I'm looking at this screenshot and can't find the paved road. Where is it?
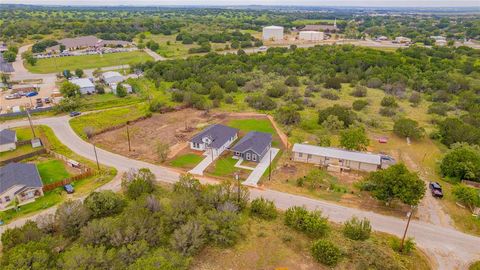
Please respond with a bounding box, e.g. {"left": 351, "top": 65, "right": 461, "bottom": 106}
{"left": 1, "top": 117, "right": 479, "bottom": 269}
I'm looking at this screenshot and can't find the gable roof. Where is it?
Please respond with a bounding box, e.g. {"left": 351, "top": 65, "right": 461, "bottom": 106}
{"left": 0, "top": 163, "right": 43, "bottom": 194}
{"left": 70, "top": 78, "right": 94, "bottom": 88}
{"left": 292, "top": 143, "right": 381, "bottom": 165}
{"left": 232, "top": 131, "right": 272, "bottom": 156}
{"left": 58, "top": 35, "right": 101, "bottom": 49}
{"left": 0, "top": 129, "right": 16, "bottom": 145}
{"left": 190, "top": 124, "right": 238, "bottom": 149}
{"left": 301, "top": 24, "right": 337, "bottom": 31}
{"left": 102, "top": 71, "right": 124, "bottom": 84}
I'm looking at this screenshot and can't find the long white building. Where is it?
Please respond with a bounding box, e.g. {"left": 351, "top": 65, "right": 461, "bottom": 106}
{"left": 299, "top": 31, "right": 324, "bottom": 41}
{"left": 262, "top": 26, "right": 284, "bottom": 41}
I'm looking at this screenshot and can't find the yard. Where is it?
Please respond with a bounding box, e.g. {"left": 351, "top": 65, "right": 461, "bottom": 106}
{"left": 25, "top": 51, "right": 153, "bottom": 73}
{"left": 37, "top": 159, "right": 71, "bottom": 184}
{"left": 80, "top": 93, "right": 144, "bottom": 111}
{"left": 169, "top": 153, "right": 204, "bottom": 169}
{"left": 0, "top": 126, "right": 43, "bottom": 162}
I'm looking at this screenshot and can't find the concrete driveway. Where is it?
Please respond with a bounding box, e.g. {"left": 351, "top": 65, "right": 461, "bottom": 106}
{"left": 241, "top": 148, "right": 279, "bottom": 187}
{"left": 189, "top": 149, "right": 218, "bottom": 176}
{"left": 1, "top": 117, "right": 479, "bottom": 269}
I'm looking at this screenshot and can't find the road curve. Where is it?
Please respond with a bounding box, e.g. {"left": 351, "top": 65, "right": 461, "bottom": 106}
{"left": 1, "top": 117, "right": 479, "bottom": 269}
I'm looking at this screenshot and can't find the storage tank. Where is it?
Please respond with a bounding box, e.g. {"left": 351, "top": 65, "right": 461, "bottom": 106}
{"left": 299, "top": 31, "right": 324, "bottom": 41}
{"left": 262, "top": 26, "right": 284, "bottom": 41}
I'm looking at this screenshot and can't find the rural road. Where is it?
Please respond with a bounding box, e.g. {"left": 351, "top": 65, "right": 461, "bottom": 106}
{"left": 1, "top": 116, "right": 479, "bottom": 269}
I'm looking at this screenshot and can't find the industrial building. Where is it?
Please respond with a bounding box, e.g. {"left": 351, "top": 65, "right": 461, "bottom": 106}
{"left": 69, "top": 78, "right": 95, "bottom": 95}
{"left": 262, "top": 26, "right": 284, "bottom": 41}
{"left": 299, "top": 31, "right": 324, "bottom": 41}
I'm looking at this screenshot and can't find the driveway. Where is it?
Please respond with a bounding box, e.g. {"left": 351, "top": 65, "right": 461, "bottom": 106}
{"left": 1, "top": 117, "right": 479, "bottom": 269}
{"left": 242, "top": 148, "right": 279, "bottom": 187}
{"left": 189, "top": 149, "right": 218, "bottom": 176}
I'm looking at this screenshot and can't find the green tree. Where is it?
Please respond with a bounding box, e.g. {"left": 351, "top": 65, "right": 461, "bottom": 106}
{"left": 340, "top": 126, "right": 369, "bottom": 151}
{"left": 361, "top": 164, "right": 426, "bottom": 206}
{"left": 55, "top": 200, "right": 91, "bottom": 237}
{"left": 84, "top": 191, "right": 125, "bottom": 218}
{"left": 318, "top": 105, "right": 357, "bottom": 127}
{"left": 3, "top": 51, "right": 16, "bottom": 62}
{"left": 393, "top": 118, "right": 425, "bottom": 140}
{"left": 440, "top": 143, "right": 480, "bottom": 181}
{"left": 127, "top": 248, "right": 188, "bottom": 270}
{"left": 324, "top": 77, "right": 342, "bottom": 89}
{"left": 275, "top": 105, "right": 301, "bottom": 125}
{"left": 170, "top": 220, "right": 206, "bottom": 256}
{"left": 285, "top": 75, "right": 300, "bottom": 87}
{"left": 343, "top": 217, "right": 371, "bottom": 240}
{"left": 250, "top": 197, "right": 277, "bottom": 220}
{"left": 60, "top": 81, "right": 80, "bottom": 97}
{"left": 452, "top": 185, "right": 480, "bottom": 211}
{"left": 381, "top": 96, "right": 398, "bottom": 107}
{"left": 75, "top": 68, "right": 84, "bottom": 78}
{"left": 121, "top": 168, "right": 156, "bottom": 199}
{"left": 116, "top": 84, "right": 127, "bottom": 97}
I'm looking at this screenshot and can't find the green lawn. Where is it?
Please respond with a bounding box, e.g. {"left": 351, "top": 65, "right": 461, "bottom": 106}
{"left": 80, "top": 93, "right": 143, "bottom": 111}
{"left": 209, "top": 156, "right": 239, "bottom": 177}
{"left": 169, "top": 153, "right": 204, "bottom": 169}
{"left": 37, "top": 159, "right": 71, "bottom": 184}
{"left": 0, "top": 144, "right": 36, "bottom": 162}
{"left": 26, "top": 51, "right": 153, "bottom": 73}
{"left": 227, "top": 118, "right": 276, "bottom": 134}
{"left": 70, "top": 104, "right": 148, "bottom": 139}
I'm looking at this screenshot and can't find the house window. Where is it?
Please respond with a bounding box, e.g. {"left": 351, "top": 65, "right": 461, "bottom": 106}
{"left": 307, "top": 154, "right": 312, "bottom": 159}
{"left": 235, "top": 152, "right": 240, "bottom": 156}
{"left": 246, "top": 152, "right": 251, "bottom": 160}
{"left": 5, "top": 196, "right": 10, "bottom": 202}
{"left": 252, "top": 154, "right": 257, "bottom": 161}
{"left": 298, "top": 153, "right": 303, "bottom": 158}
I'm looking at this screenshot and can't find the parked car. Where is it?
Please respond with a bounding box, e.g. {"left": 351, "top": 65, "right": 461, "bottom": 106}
{"left": 64, "top": 184, "right": 74, "bottom": 194}
{"left": 5, "top": 93, "right": 21, "bottom": 99}
{"left": 44, "top": 97, "right": 51, "bottom": 104}
{"left": 258, "top": 46, "right": 268, "bottom": 52}
{"left": 429, "top": 182, "right": 443, "bottom": 198}
{"left": 69, "top": 111, "right": 81, "bottom": 117}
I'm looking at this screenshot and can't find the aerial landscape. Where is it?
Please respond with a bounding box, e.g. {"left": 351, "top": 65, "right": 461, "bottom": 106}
{"left": 0, "top": 1, "right": 479, "bottom": 269}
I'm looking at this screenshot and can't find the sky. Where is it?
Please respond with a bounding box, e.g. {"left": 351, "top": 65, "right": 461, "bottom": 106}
{"left": 2, "top": 0, "right": 479, "bottom": 7}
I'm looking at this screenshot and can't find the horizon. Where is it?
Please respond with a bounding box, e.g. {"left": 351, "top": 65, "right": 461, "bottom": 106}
{"left": 2, "top": 1, "right": 479, "bottom": 8}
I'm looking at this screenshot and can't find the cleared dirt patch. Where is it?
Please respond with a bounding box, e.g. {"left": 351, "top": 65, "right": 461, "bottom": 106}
{"left": 91, "top": 109, "right": 275, "bottom": 164}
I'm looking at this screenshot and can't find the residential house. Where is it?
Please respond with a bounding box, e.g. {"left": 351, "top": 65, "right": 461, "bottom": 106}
{"left": 394, "top": 36, "right": 412, "bottom": 44}
{"left": 0, "top": 129, "right": 17, "bottom": 152}
{"left": 190, "top": 124, "right": 239, "bottom": 156}
{"left": 292, "top": 143, "right": 383, "bottom": 172}
{"left": 46, "top": 35, "right": 133, "bottom": 53}
{"left": 69, "top": 78, "right": 95, "bottom": 95}
{"left": 0, "top": 163, "right": 44, "bottom": 209}
{"left": 231, "top": 131, "right": 272, "bottom": 163}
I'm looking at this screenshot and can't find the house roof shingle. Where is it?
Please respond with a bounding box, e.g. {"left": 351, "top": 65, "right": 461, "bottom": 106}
{"left": 231, "top": 131, "right": 272, "bottom": 156}
{"left": 0, "top": 129, "right": 16, "bottom": 145}
{"left": 190, "top": 124, "right": 238, "bottom": 149}
{"left": 0, "top": 163, "right": 43, "bottom": 194}
{"left": 292, "top": 143, "right": 382, "bottom": 165}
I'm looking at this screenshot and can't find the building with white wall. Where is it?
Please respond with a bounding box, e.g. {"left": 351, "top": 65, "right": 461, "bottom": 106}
{"left": 69, "top": 78, "right": 95, "bottom": 95}
{"left": 299, "top": 31, "right": 324, "bottom": 41}
{"left": 262, "top": 26, "right": 284, "bottom": 41}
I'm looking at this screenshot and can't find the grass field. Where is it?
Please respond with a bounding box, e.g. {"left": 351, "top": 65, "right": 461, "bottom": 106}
{"left": 80, "top": 93, "right": 144, "bottom": 111}
{"left": 37, "top": 159, "right": 70, "bottom": 184}
{"left": 26, "top": 51, "right": 153, "bottom": 73}
{"left": 70, "top": 104, "right": 148, "bottom": 139}
{"left": 227, "top": 118, "right": 276, "bottom": 134}
{"left": 169, "top": 153, "right": 203, "bottom": 169}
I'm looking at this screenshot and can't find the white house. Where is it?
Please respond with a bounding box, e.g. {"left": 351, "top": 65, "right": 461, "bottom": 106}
{"left": 299, "top": 31, "right": 324, "bottom": 41}
{"left": 189, "top": 124, "right": 238, "bottom": 156}
{"left": 0, "top": 129, "right": 17, "bottom": 152}
{"left": 292, "top": 143, "right": 383, "bottom": 172}
{"left": 102, "top": 71, "right": 124, "bottom": 85}
{"left": 262, "top": 26, "right": 284, "bottom": 41}
{"left": 394, "top": 36, "right": 412, "bottom": 44}
{"left": 0, "top": 163, "right": 44, "bottom": 210}
{"left": 69, "top": 78, "right": 95, "bottom": 94}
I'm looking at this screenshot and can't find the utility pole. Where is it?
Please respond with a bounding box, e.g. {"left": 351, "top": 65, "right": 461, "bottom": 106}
{"left": 126, "top": 121, "right": 131, "bottom": 152}
{"left": 26, "top": 109, "right": 36, "bottom": 138}
{"left": 400, "top": 205, "right": 416, "bottom": 252}
{"left": 93, "top": 143, "right": 100, "bottom": 170}
{"left": 235, "top": 171, "right": 240, "bottom": 204}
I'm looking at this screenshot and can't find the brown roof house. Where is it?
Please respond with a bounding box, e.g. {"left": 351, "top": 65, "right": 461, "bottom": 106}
{"left": 0, "top": 163, "right": 44, "bottom": 210}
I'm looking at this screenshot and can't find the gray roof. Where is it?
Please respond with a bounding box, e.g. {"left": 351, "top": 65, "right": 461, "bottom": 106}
{"left": 300, "top": 24, "right": 338, "bottom": 31}
{"left": 0, "top": 129, "right": 16, "bottom": 145}
{"left": 190, "top": 124, "right": 238, "bottom": 149}
{"left": 0, "top": 163, "right": 43, "bottom": 194}
{"left": 0, "top": 53, "right": 14, "bottom": 73}
{"left": 232, "top": 131, "right": 272, "bottom": 156}
{"left": 292, "top": 143, "right": 382, "bottom": 165}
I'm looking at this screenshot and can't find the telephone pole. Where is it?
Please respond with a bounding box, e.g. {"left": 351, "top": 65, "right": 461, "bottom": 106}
{"left": 268, "top": 148, "right": 272, "bottom": 181}
{"left": 400, "top": 205, "right": 416, "bottom": 252}
{"left": 126, "top": 121, "right": 131, "bottom": 152}
{"left": 26, "top": 109, "right": 36, "bottom": 138}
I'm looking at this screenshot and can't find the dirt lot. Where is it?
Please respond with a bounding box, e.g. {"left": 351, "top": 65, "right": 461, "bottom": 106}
{"left": 91, "top": 109, "right": 274, "bottom": 164}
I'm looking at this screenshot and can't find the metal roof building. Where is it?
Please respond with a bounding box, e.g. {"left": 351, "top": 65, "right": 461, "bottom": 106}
{"left": 69, "top": 78, "right": 95, "bottom": 95}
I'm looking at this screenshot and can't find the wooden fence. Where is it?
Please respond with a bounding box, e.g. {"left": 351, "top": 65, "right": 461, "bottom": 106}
{"left": 42, "top": 169, "right": 95, "bottom": 192}
{"left": 462, "top": 180, "right": 480, "bottom": 189}
{"left": 0, "top": 148, "right": 47, "bottom": 166}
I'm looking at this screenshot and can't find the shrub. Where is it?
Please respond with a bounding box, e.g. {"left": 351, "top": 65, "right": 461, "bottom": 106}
{"left": 318, "top": 105, "right": 357, "bottom": 127}
{"left": 379, "top": 107, "right": 396, "bottom": 117}
{"left": 324, "top": 77, "right": 342, "bottom": 89}
{"left": 245, "top": 95, "right": 277, "bottom": 110}
{"left": 390, "top": 237, "right": 416, "bottom": 254}
{"left": 285, "top": 75, "right": 300, "bottom": 87}
{"left": 321, "top": 90, "right": 340, "bottom": 100}
{"left": 148, "top": 98, "right": 167, "bottom": 112}
{"left": 343, "top": 217, "right": 371, "bottom": 240}
{"left": 95, "top": 84, "right": 105, "bottom": 94}
{"left": 121, "top": 168, "right": 156, "bottom": 199}
{"left": 285, "top": 206, "right": 329, "bottom": 237}
{"left": 266, "top": 82, "right": 288, "bottom": 98}
{"left": 116, "top": 84, "right": 127, "bottom": 97}
{"left": 351, "top": 85, "right": 367, "bottom": 97}
{"left": 250, "top": 197, "right": 277, "bottom": 220}
{"left": 55, "top": 200, "right": 91, "bottom": 237}
{"left": 409, "top": 91, "right": 422, "bottom": 106}
{"left": 311, "top": 239, "right": 342, "bottom": 267}
{"left": 381, "top": 96, "right": 398, "bottom": 107}
{"left": 367, "top": 77, "right": 383, "bottom": 88}
{"left": 275, "top": 105, "right": 301, "bottom": 125}
{"left": 452, "top": 185, "right": 480, "bottom": 211}
{"left": 352, "top": 99, "right": 369, "bottom": 111}
{"left": 440, "top": 143, "right": 480, "bottom": 181}
{"left": 428, "top": 103, "right": 453, "bottom": 116}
